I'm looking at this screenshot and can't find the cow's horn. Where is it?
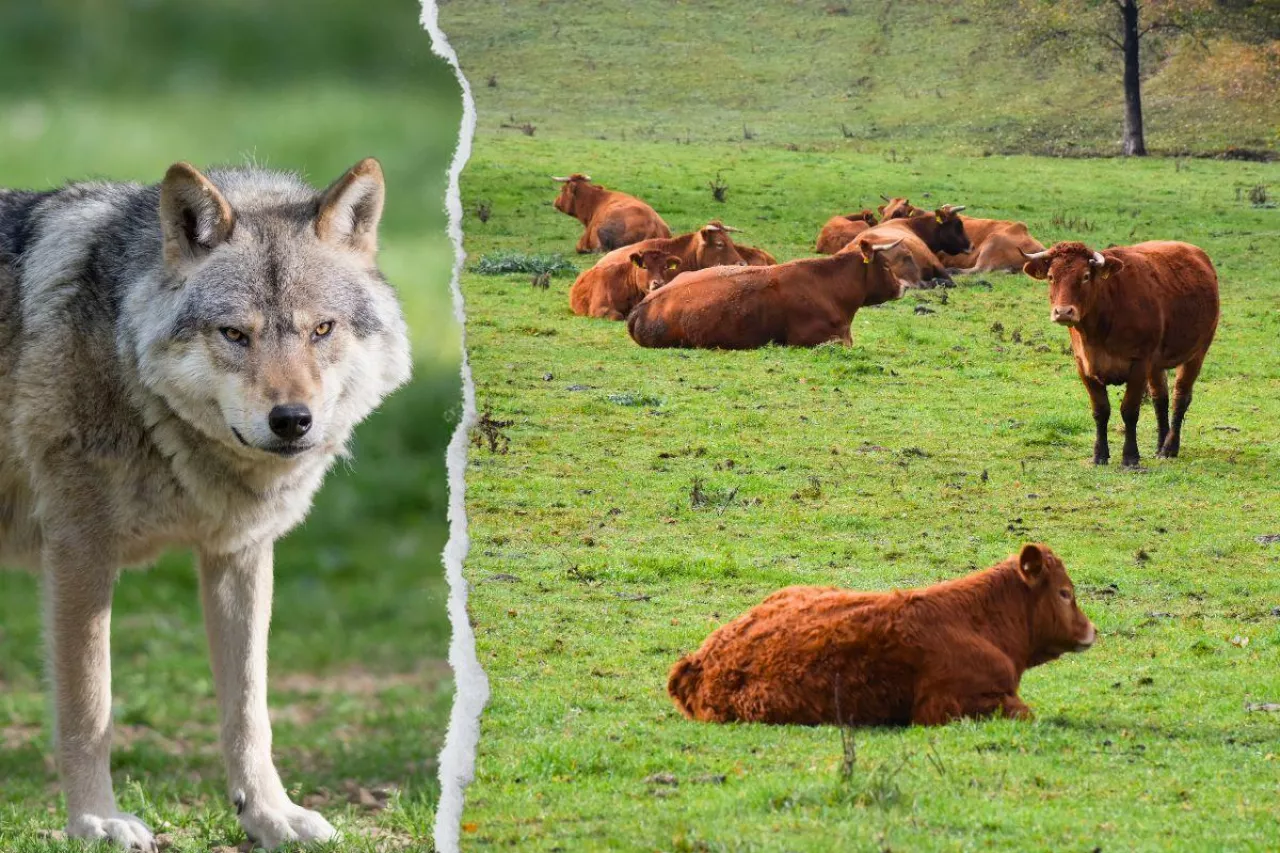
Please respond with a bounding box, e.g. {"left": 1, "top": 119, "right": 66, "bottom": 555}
{"left": 1090, "top": 250, "right": 1106, "bottom": 266}
{"left": 869, "top": 238, "right": 904, "bottom": 252}
{"left": 720, "top": 224, "right": 742, "bottom": 232}
{"left": 1020, "top": 248, "right": 1051, "bottom": 260}
{"left": 880, "top": 194, "right": 892, "bottom": 202}
{"left": 948, "top": 205, "right": 966, "bottom": 213}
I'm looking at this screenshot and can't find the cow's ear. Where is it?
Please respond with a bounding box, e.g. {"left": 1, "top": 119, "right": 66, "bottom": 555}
{"left": 1022, "top": 257, "right": 1051, "bottom": 280}
{"left": 160, "top": 162, "right": 235, "bottom": 269}
{"left": 630, "top": 252, "right": 644, "bottom": 268}
{"left": 1097, "top": 256, "right": 1125, "bottom": 280}
{"left": 666, "top": 257, "right": 680, "bottom": 271}
{"left": 1019, "top": 544, "right": 1046, "bottom": 583}
{"left": 857, "top": 241, "right": 875, "bottom": 264}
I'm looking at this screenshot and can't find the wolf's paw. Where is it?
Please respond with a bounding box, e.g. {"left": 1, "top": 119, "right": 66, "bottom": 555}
{"left": 240, "top": 801, "right": 338, "bottom": 849}
{"left": 67, "top": 812, "right": 157, "bottom": 851}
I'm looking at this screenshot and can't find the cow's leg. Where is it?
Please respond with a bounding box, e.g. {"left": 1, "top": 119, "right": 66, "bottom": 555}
{"left": 1119, "top": 361, "right": 1147, "bottom": 468}
{"left": 1078, "top": 362, "right": 1111, "bottom": 465}
{"left": 1000, "top": 694, "right": 1034, "bottom": 721}
{"left": 199, "top": 544, "right": 337, "bottom": 849}
{"left": 1148, "top": 367, "right": 1170, "bottom": 453}
{"left": 1161, "top": 353, "right": 1206, "bottom": 458}
{"left": 46, "top": 534, "right": 157, "bottom": 851}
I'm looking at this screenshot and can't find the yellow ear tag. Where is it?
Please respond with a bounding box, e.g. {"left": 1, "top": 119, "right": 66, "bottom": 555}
{"left": 863, "top": 255, "right": 871, "bottom": 264}
{"left": 1101, "top": 270, "right": 1110, "bottom": 279}
{"left": 935, "top": 215, "right": 943, "bottom": 224}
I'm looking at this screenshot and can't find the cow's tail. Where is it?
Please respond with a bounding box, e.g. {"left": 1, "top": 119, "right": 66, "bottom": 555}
{"left": 667, "top": 655, "right": 703, "bottom": 718}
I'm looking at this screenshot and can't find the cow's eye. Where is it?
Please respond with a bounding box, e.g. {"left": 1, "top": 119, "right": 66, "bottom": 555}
{"left": 220, "top": 327, "right": 249, "bottom": 346}
{"left": 1059, "top": 589, "right": 1073, "bottom": 600}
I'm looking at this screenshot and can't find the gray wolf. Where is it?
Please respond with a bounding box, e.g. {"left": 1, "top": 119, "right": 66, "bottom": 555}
{"left": 0, "top": 158, "right": 411, "bottom": 849}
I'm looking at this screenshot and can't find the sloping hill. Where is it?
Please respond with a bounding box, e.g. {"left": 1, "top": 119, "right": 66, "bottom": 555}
{"left": 440, "top": 0, "right": 1278, "bottom": 155}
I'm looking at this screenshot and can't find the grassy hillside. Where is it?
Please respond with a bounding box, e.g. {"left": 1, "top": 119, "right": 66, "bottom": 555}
{"left": 440, "top": 0, "right": 1278, "bottom": 156}
{"left": 0, "top": 2, "right": 461, "bottom": 851}
{"left": 453, "top": 133, "right": 1280, "bottom": 850}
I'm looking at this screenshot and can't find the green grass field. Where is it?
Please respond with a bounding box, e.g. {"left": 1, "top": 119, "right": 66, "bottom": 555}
{"left": 0, "top": 3, "right": 461, "bottom": 851}
{"left": 452, "top": 133, "right": 1280, "bottom": 850}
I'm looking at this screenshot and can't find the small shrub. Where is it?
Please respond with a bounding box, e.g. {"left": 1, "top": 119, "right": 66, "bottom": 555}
{"left": 472, "top": 251, "right": 576, "bottom": 277}
{"left": 708, "top": 172, "right": 729, "bottom": 203}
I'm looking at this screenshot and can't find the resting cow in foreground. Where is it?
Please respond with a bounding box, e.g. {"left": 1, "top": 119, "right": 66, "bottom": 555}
{"left": 815, "top": 209, "right": 879, "bottom": 254}
{"left": 1023, "top": 241, "right": 1219, "bottom": 467}
{"left": 668, "top": 544, "right": 1095, "bottom": 726}
{"left": 597, "top": 221, "right": 746, "bottom": 270}
{"left": 569, "top": 249, "right": 682, "bottom": 320}
{"left": 842, "top": 206, "right": 970, "bottom": 285}
{"left": 627, "top": 238, "right": 915, "bottom": 349}
{"left": 552, "top": 173, "right": 671, "bottom": 253}
{"left": 878, "top": 195, "right": 926, "bottom": 220}
{"left": 939, "top": 216, "right": 1046, "bottom": 274}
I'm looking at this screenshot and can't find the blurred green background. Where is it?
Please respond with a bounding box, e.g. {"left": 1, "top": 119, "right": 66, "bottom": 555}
{"left": 0, "top": 2, "right": 461, "bottom": 850}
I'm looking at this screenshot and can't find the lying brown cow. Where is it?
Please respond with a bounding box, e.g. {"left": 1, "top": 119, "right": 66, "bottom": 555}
{"left": 842, "top": 206, "right": 970, "bottom": 285}
{"left": 668, "top": 543, "right": 1095, "bottom": 726}
{"left": 815, "top": 210, "right": 879, "bottom": 254}
{"left": 877, "top": 195, "right": 927, "bottom": 220}
{"left": 1023, "top": 241, "right": 1219, "bottom": 467}
{"left": 569, "top": 249, "right": 682, "bottom": 320}
{"left": 940, "top": 216, "right": 1046, "bottom": 274}
{"left": 627, "top": 238, "right": 915, "bottom": 349}
{"left": 736, "top": 244, "right": 778, "bottom": 266}
{"left": 553, "top": 173, "right": 671, "bottom": 253}
{"left": 597, "top": 221, "right": 746, "bottom": 270}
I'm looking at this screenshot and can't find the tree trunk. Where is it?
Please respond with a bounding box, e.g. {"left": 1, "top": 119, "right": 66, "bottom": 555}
{"left": 1120, "top": 0, "right": 1147, "bottom": 156}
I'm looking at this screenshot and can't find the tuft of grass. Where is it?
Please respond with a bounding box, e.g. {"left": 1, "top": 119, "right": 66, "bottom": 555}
{"left": 472, "top": 250, "right": 577, "bottom": 277}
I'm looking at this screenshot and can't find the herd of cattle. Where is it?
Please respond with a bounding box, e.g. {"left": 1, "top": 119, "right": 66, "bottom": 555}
{"left": 546, "top": 171, "right": 1222, "bottom": 726}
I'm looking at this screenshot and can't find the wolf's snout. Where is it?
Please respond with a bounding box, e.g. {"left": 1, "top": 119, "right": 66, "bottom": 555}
{"left": 268, "top": 404, "right": 313, "bottom": 439}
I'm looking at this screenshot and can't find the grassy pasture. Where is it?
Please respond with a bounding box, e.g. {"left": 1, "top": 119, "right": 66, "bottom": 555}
{"left": 455, "top": 130, "right": 1280, "bottom": 850}
{"left": 0, "top": 2, "right": 460, "bottom": 850}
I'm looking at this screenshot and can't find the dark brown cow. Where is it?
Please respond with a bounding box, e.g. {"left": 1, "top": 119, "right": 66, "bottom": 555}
{"left": 815, "top": 210, "right": 879, "bottom": 254}
{"left": 597, "top": 221, "right": 746, "bottom": 270}
{"left": 1023, "top": 241, "right": 1219, "bottom": 467}
{"left": 552, "top": 173, "right": 671, "bottom": 253}
{"left": 940, "top": 216, "right": 1046, "bottom": 274}
{"left": 877, "top": 195, "right": 927, "bottom": 220}
{"left": 668, "top": 544, "right": 1095, "bottom": 726}
{"left": 569, "top": 249, "right": 682, "bottom": 320}
{"left": 841, "top": 206, "right": 970, "bottom": 285}
{"left": 627, "top": 238, "right": 915, "bottom": 349}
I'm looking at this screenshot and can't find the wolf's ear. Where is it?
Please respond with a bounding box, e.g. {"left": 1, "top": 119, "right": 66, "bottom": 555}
{"left": 159, "top": 162, "right": 235, "bottom": 268}
{"left": 316, "top": 158, "right": 385, "bottom": 256}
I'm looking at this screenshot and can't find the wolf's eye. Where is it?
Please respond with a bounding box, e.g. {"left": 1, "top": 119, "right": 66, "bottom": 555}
{"left": 220, "top": 327, "right": 248, "bottom": 346}
{"left": 313, "top": 321, "right": 335, "bottom": 340}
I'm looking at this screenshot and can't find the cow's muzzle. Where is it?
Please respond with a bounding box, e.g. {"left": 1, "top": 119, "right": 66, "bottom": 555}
{"left": 1051, "top": 305, "right": 1080, "bottom": 326}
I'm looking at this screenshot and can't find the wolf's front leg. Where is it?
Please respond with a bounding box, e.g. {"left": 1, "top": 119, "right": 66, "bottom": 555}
{"left": 45, "top": 539, "right": 157, "bottom": 851}
{"left": 199, "top": 543, "right": 338, "bottom": 849}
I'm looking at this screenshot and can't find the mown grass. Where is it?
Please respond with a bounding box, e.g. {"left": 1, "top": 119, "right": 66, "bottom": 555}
{"left": 454, "top": 129, "right": 1280, "bottom": 850}
{"left": 0, "top": 2, "right": 460, "bottom": 850}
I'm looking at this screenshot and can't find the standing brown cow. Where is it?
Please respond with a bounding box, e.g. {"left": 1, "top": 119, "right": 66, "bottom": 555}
{"left": 815, "top": 210, "right": 879, "bottom": 254}
{"left": 569, "top": 249, "right": 682, "bottom": 320}
{"left": 842, "top": 206, "right": 971, "bottom": 285}
{"left": 668, "top": 544, "right": 1095, "bottom": 726}
{"left": 596, "top": 221, "right": 746, "bottom": 270}
{"left": 940, "top": 216, "right": 1046, "bottom": 274}
{"left": 1022, "top": 241, "right": 1220, "bottom": 467}
{"left": 552, "top": 174, "right": 671, "bottom": 253}
{"left": 627, "top": 238, "right": 914, "bottom": 349}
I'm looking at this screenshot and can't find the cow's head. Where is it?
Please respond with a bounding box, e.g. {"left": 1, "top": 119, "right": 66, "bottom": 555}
{"left": 1021, "top": 242, "right": 1123, "bottom": 328}
{"left": 629, "top": 249, "right": 683, "bottom": 292}
{"left": 695, "top": 221, "right": 748, "bottom": 268}
{"left": 878, "top": 196, "right": 924, "bottom": 220}
{"left": 1018, "top": 543, "right": 1096, "bottom": 666}
{"left": 552, "top": 173, "right": 594, "bottom": 216}
{"left": 846, "top": 209, "right": 879, "bottom": 225}
{"left": 930, "top": 205, "right": 971, "bottom": 255}
{"left": 856, "top": 237, "right": 918, "bottom": 304}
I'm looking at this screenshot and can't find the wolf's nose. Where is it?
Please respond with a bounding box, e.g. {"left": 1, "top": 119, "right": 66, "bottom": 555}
{"left": 268, "top": 404, "right": 312, "bottom": 439}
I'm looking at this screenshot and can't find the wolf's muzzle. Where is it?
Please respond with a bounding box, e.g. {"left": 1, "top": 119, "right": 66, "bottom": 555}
{"left": 268, "top": 404, "right": 312, "bottom": 439}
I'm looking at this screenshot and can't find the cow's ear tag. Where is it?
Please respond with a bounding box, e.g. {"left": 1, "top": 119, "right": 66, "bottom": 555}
{"left": 935, "top": 215, "right": 943, "bottom": 224}
{"left": 863, "top": 255, "right": 871, "bottom": 264}
{"left": 1101, "top": 269, "right": 1110, "bottom": 279}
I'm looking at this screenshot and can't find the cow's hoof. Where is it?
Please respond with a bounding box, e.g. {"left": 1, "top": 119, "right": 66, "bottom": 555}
{"left": 1122, "top": 457, "right": 1142, "bottom": 469}
{"left": 1092, "top": 456, "right": 1110, "bottom": 466}
{"left": 1157, "top": 446, "right": 1179, "bottom": 459}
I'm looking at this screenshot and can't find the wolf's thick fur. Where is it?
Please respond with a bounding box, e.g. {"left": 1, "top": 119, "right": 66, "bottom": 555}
{"left": 0, "top": 159, "right": 410, "bottom": 850}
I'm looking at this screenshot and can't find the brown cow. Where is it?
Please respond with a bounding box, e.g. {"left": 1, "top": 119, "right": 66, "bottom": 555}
{"left": 627, "top": 238, "right": 915, "bottom": 349}
{"left": 735, "top": 244, "right": 777, "bottom": 266}
{"left": 842, "top": 206, "right": 971, "bottom": 285}
{"left": 569, "top": 249, "right": 683, "bottom": 320}
{"left": 552, "top": 173, "right": 671, "bottom": 253}
{"left": 668, "top": 543, "right": 1095, "bottom": 726}
{"left": 597, "top": 221, "right": 746, "bottom": 270}
{"left": 1023, "top": 241, "right": 1219, "bottom": 467}
{"left": 877, "top": 195, "right": 927, "bottom": 220}
{"left": 815, "top": 209, "right": 879, "bottom": 254}
{"left": 940, "top": 216, "right": 1046, "bottom": 274}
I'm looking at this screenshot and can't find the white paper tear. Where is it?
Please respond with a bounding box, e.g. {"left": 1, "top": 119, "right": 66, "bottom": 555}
{"left": 419, "top": 3, "right": 487, "bottom": 851}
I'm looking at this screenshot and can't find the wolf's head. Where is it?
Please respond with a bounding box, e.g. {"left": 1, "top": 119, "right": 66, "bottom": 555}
{"left": 134, "top": 159, "right": 411, "bottom": 463}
